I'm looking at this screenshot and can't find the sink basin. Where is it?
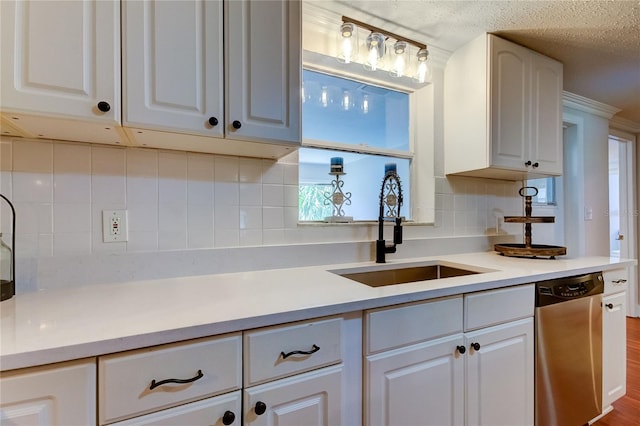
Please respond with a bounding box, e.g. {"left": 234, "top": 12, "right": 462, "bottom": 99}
{"left": 331, "top": 262, "right": 486, "bottom": 287}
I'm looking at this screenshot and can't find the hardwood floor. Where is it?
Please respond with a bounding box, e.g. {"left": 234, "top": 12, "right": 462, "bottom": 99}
{"left": 594, "top": 317, "right": 640, "bottom": 425}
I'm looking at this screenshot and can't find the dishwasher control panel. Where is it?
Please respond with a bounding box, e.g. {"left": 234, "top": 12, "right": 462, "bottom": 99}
{"left": 535, "top": 272, "right": 604, "bottom": 306}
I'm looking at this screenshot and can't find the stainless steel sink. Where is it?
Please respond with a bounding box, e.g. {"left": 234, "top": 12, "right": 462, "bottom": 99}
{"left": 331, "top": 262, "right": 486, "bottom": 287}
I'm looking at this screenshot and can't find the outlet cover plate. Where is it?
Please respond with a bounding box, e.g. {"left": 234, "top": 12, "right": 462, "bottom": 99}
{"left": 102, "top": 210, "right": 128, "bottom": 242}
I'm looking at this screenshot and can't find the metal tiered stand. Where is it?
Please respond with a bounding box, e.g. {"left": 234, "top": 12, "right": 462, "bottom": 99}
{"left": 494, "top": 186, "right": 566, "bottom": 259}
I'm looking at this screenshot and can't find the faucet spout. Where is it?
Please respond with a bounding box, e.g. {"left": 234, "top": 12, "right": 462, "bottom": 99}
{"left": 376, "top": 171, "right": 403, "bottom": 263}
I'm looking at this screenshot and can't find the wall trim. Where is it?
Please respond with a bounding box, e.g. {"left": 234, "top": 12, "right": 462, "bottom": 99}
{"left": 562, "top": 91, "right": 621, "bottom": 120}
{"left": 610, "top": 116, "right": 640, "bottom": 134}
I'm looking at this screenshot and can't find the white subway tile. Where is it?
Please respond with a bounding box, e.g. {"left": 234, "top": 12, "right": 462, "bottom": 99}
{"left": 54, "top": 232, "right": 91, "bottom": 256}
{"left": 239, "top": 229, "right": 263, "bottom": 246}
{"left": 158, "top": 230, "right": 187, "bottom": 251}
{"left": 159, "top": 151, "right": 187, "bottom": 205}
{"left": 214, "top": 182, "right": 239, "bottom": 206}
{"left": 263, "top": 207, "right": 284, "bottom": 229}
{"left": 13, "top": 202, "right": 53, "bottom": 234}
{"left": 12, "top": 172, "right": 53, "bottom": 203}
{"left": 0, "top": 138, "right": 12, "bottom": 171}
{"left": 92, "top": 174, "right": 126, "bottom": 204}
{"left": 284, "top": 185, "right": 298, "bottom": 208}
{"left": 284, "top": 206, "right": 298, "bottom": 228}
{"left": 263, "top": 229, "right": 285, "bottom": 245}
{"left": 263, "top": 184, "right": 284, "bottom": 207}
{"left": 239, "top": 158, "right": 263, "bottom": 183}
{"left": 54, "top": 172, "right": 91, "bottom": 203}
{"left": 262, "top": 160, "right": 284, "bottom": 184}
{"left": 187, "top": 207, "right": 214, "bottom": 249}
{"left": 214, "top": 204, "right": 239, "bottom": 230}
{"left": 283, "top": 163, "right": 298, "bottom": 185}
{"left": 54, "top": 142, "right": 90, "bottom": 174}
{"left": 214, "top": 228, "right": 239, "bottom": 247}
{"left": 127, "top": 230, "right": 158, "bottom": 252}
{"left": 239, "top": 183, "right": 262, "bottom": 206}
{"left": 54, "top": 203, "right": 90, "bottom": 233}
{"left": 127, "top": 149, "right": 158, "bottom": 204}
{"left": 214, "top": 156, "right": 239, "bottom": 182}
{"left": 187, "top": 153, "right": 214, "bottom": 206}
{"left": 240, "top": 207, "right": 262, "bottom": 230}
{"left": 159, "top": 203, "right": 187, "bottom": 233}
{"left": 12, "top": 139, "right": 52, "bottom": 173}
{"left": 92, "top": 145, "right": 126, "bottom": 175}
{"left": 128, "top": 203, "right": 158, "bottom": 232}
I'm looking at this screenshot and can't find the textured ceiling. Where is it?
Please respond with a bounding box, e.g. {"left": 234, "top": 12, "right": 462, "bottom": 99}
{"left": 316, "top": 0, "right": 640, "bottom": 126}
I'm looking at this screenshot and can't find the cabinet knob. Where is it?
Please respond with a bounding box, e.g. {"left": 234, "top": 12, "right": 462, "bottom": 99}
{"left": 605, "top": 303, "right": 614, "bottom": 309}
{"left": 222, "top": 410, "right": 236, "bottom": 425}
{"left": 255, "top": 401, "right": 267, "bottom": 415}
{"left": 208, "top": 117, "right": 219, "bottom": 127}
{"left": 471, "top": 342, "right": 481, "bottom": 351}
{"left": 532, "top": 162, "right": 539, "bottom": 168}
{"left": 456, "top": 345, "right": 466, "bottom": 354}
{"left": 97, "top": 101, "right": 111, "bottom": 112}
{"left": 525, "top": 161, "right": 532, "bottom": 166}
{"left": 232, "top": 120, "right": 242, "bottom": 130}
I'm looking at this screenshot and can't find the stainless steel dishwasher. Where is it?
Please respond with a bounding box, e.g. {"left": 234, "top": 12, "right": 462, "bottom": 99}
{"left": 535, "top": 271, "right": 604, "bottom": 426}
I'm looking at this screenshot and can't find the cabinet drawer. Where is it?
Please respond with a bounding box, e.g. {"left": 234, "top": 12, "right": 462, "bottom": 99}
{"left": 464, "top": 284, "right": 534, "bottom": 331}
{"left": 110, "top": 391, "right": 241, "bottom": 426}
{"left": 604, "top": 268, "right": 629, "bottom": 295}
{"left": 99, "top": 333, "right": 241, "bottom": 425}
{"left": 365, "top": 296, "right": 463, "bottom": 354}
{"left": 244, "top": 316, "right": 343, "bottom": 387}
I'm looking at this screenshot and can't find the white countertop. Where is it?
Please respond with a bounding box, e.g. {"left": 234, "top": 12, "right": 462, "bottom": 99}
{"left": 0, "top": 252, "right": 634, "bottom": 371}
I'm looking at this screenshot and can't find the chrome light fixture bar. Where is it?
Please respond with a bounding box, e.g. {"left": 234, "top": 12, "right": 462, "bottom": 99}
{"left": 339, "top": 16, "right": 430, "bottom": 83}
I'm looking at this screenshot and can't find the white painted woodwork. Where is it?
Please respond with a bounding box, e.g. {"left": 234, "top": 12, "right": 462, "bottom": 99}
{"left": 444, "top": 33, "right": 563, "bottom": 180}
{"left": 244, "top": 316, "right": 343, "bottom": 387}
{"left": 464, "top": 284, "right": 535, "bottom": 331}
{"left": 225, "top": 0, "right": 301, "bottom": 144}
{"left": 365, "top": 334, "right": 465, "bottom": 426}
{"left": 0, "top": 0, "right": 123, "bottom": 144}
{"left": 122, "top": 0, "right": 224, "bottom": 137}
{"left": 99, "top": 333, "right": 241, "bottom": 424}
{"left": 110, "top": 391, "right": 241, "bottom": 426}
{"left": 604, "top": 267, "right": 629, "bottom": 296}
{"left": 243, "top": 364, "right": 344, "bottom": 426}
{"left": 465, "top": 318, "right": 534, "bottom": 426}
{"left": 603, "top": 291, "right": 627, "bottom": 408}
{"left": 123, "top": 0, "right": 301, "bottom": 158}
{"left": 0, "top": 359, "right": 96, "bottom": 425}
{"left": 365, "top": 296, "right": 463, "bottom": 354}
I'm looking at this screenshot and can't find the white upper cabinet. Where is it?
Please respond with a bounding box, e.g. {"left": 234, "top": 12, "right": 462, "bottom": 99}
{"left": 0, "top": 0, "right": 124, "bottom": 145}
{"left": 122, "top": 0, "right": 224, "bottom": 138}
{"left": 123, "top": 0, "right": 301, "bottom": 159}
{"left": 444, "top": 33, "right": 563, "bottom": 180}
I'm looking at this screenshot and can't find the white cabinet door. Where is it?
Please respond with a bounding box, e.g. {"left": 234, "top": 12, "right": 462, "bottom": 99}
{"left": 529, "top": 52, "right": 563, "bottom": 175}
{"left": 244, "top": 364, "right": 344, "bottom": 426}
{"left": 365, "top": 335, "right": 464, "bottom": 426}
{"left": 111, "top": 391, "right": 241, "bottom": 426}
{"left": 0, "top": 0, "right": 120, "bottom": 134}
{"left": 0, "top": 359, "right": 96, "bottom": 425}
{"left": 122, "top": 0, "right": 224, "bottom": 137}
{"left": 225, "top": 0, "right": 301, "bottom": 144}
{"left": 490, "top": 36, "right": 530, "bottom": 172}
{"left": 464, "top": 318, "right": 534, "bottom": 426}
{"left": 603, "top": 291, "right": 627, "bottom": 408}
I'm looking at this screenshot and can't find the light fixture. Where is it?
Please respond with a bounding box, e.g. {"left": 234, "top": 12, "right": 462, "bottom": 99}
{"left": 416, "top": 48, "right": 431, "bottom": 83}
{"left": 391, "top": 40, "right": 407, "bottom": 78}
{"left": 338, "top": 22, "right": 356, "bottom": 64}
{"left": 338, "top": 16, "right": 430, "bottom": 85}
{"left": 365, "top": 32, "right": 386, "bottom": 71}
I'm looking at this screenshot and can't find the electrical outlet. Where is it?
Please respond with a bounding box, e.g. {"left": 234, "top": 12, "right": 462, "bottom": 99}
{"left": 102, "top": 210, "right": 128, "bottom": 242}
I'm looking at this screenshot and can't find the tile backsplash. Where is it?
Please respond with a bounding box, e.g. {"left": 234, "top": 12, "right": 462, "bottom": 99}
{"left": 0, "top": 137, "right": 523, "bottom": 291}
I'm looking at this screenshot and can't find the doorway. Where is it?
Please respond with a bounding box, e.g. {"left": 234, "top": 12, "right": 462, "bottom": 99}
{"left": 608, "top": 132, "right": 638, "bottom": 317}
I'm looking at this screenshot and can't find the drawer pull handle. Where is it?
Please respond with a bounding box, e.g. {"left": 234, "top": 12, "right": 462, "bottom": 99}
{"left": 280, "top": 344, "right": 320, "bottom": 359}
{"left": 612, "top": 279, "right": 627, "bottom": 284}
{"left": 471, "top": 342, "right": 481, "bottom": 351}
{"left": 456, "top": 345, "right": 466, "bottom": 354}
{"left": 605, "top": 303, "right": 614, "bottom": 310}
{"left": 149, "top": 369, "right": 204, "bottom": 390}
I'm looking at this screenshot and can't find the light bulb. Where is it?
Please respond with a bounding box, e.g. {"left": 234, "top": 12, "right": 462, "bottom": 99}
{"left": 321, "top": 86, "right": 328, "bottom": 108}
{"left": 339, "top": 23, "right": 356, "bottom": 64}
{"left": 362, "top": 95, "right": 369, "bottom": 114}
{"left": 366, "top": 32, "right": 385, "bottom": 71}
{"left": 416, "top": 48, "right": 431, "bottom": 83}
{"left": 392, "top": 41, "right": 407, "bottom": 77}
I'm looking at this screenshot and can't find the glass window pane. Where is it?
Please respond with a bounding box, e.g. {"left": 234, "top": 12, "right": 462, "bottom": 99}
{"left": 302, "top": 70, "right": 409, "bottom": 151}
{"left": 299, "top": 148, "right": 411, "bottom": 221}
{"left": 527, "top": 177, "right": 556, "bottom": 205}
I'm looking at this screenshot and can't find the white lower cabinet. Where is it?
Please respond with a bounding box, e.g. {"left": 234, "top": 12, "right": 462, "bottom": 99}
{"left": 602, "top": 268, "right": 629, "bottom": 411}
{"left": 243, "top": 365, "right": 344, "bottom": 426}
{"left": 365, "top": 285, "right": 534, "bottom": 426}
{"left": 0, "top": 359, "right": 96, "bottom": 425}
